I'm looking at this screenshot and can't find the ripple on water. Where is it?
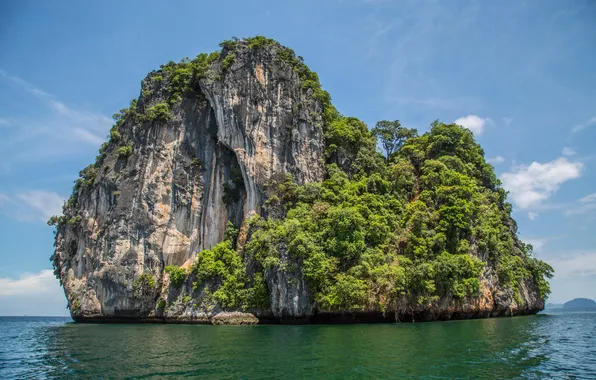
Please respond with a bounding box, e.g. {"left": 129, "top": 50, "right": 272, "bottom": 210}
{"left": 1, "top": 312, "right": 596, "bottom": 379}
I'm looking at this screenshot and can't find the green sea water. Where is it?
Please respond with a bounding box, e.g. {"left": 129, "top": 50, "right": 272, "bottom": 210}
{"left": 1, "top": 310, "right": 595, "bottom": 379}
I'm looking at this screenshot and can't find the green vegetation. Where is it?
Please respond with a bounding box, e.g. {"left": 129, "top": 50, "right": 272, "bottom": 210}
{"left": 245, "top": 36, "right": 276, "bottom": 49}
{"left": 118, "top": 145, "right": 133, "bottom": 158}
{"left": 110, "top": 129, "right": 121, "bottom": 142}
{"left": 156, "top": 299, "right": 166, "bottom": 309}
{"left": 113, "top": 99, "right": 139, "bottom": 126}
{"left": 144, "top": 102, "right": 171, "bottom": 123}
{"left": 222, "top": 167, "right": 245, "bottom": 205}
{"left": 67, "top": 215, "right": 82, "bottom": 225}
{"left": 371, "top": 120, "right": 417, "bottom": 161}
{"left": 47, "top": 215, "right": 65, "bottom": 226}
{"left": 222, "top": 52, "right": 236, "bottom": 70}
{"left": 159, "top": 52, "right": 220, "bottom": 104}
{"left": 191, "top": 222, "right": 269, "bottom": 310}
{"left": 78, "top": 165, "right": 97, "bottom": 190}
{"left": 219, "top": 37, "right": 239, "bottom": 50}
{"left": 70, "top": 298, "right": 81, "bottom": 314}
{"left": 243, "top": 118, "right": 553, "bottom": 311}
{"left": 165, "top": 265, "right": 187, "bottom": 288}
{"left": 133, "top": 273, "right": 156, "bottom": 296}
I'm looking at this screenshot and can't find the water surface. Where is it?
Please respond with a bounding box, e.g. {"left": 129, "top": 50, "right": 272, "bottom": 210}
{"left": 1, "top": 310, "right": 595, "bottom": 379}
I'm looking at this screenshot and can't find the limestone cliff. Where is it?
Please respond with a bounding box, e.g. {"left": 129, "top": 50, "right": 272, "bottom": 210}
{"left": 50, "top": 37, "right": 550, "bottom": 324}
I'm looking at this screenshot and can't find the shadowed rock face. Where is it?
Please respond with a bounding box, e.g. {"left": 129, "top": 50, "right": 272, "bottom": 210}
{"left": 51, "top": 41, "right": 325, "bottom": 323}
{"left": 51, "top": 39, "right": 545, "bottom": 324}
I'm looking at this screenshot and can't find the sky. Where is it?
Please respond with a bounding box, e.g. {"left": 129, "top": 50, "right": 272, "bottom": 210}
{"left": 0, "top": 0, "right": 594, "bottom": 315}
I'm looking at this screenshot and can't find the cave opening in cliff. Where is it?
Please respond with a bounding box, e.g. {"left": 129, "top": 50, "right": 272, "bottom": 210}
{"left": 219, "top": 143, "right": 246, "bottom": 230}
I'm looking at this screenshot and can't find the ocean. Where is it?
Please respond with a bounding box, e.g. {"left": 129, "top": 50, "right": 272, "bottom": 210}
{"left": 1, "top": 310, "right": 595, "bottom": 379}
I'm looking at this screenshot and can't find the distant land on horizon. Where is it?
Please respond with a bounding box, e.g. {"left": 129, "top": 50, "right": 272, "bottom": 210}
{"left": 545, "top": 298, "right": 596, "bottom": 309}
{"left": 563, "top": 298, "right": 596, "bottom": 309}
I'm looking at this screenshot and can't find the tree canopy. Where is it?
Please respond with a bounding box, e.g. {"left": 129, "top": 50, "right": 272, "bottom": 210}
{"left": 371, "top": 120, "right": 418, "bottom": 161}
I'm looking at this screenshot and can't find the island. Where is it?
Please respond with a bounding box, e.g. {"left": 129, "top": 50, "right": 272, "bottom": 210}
{"left": 563, "top": 298, "right": 596, "bottom": 309}
{"left": 47, "top": 36, "right": 553, "bottom": 324}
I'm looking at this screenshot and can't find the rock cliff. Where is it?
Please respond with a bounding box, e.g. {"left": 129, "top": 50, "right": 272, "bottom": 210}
{"left": 50, "top": 37, "right": 552, "bottom": 324}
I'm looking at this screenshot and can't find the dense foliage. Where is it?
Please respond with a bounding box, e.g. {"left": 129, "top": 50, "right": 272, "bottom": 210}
{"left": 230, "top": 37, "right": 551, "bottom": 311}
{"left": 165, "top": 266, "right": 187, "bottom": 289}
{"left": 244, "top": 118, "right": 553, "bottom": 311}
{"left": 191, "top": 222, "right": 269, "bottom": 311}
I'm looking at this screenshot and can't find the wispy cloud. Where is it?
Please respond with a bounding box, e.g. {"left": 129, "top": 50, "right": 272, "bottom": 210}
{"left": 364, "top": 14, "right": 396, "bottom": 37}
{"left": 0, "top": 117, "right": 16, "bottom": 126}
{"left": 0, "top": 191, "right": 65, "bottom": 222}
{"left": 565, "top": 192, "right": 596, "bottom": 216}
{"left": 487, "top": 156, "right": 505, "bottom": 165}
{"left": 524, "top": 236, "right": 560, "bottom": 252}
{"left": 579, "top": 192, "right": 596, "bottom": 203}
{"left": 562, "top": 146, "right": 576, "bottom": 156}
{"left": 502, "top": 117, "right": 513, "bottom": 125}
{"left": 547, "top": 250, "right": 596, "bottom": 279}
{"left": 501, "top": 157, "right": 583, "bottom": 210}
{"left": 527, "top": 212, "right": 538, "bottom": 221}
{"left": 0, "top": 69, "right": 111, "bottom": 166}
{"left": 570, "top": 116, "right": 596, "bottom": 135}
{"left": 372, "top": 2, "right": 483, "bottom": 116}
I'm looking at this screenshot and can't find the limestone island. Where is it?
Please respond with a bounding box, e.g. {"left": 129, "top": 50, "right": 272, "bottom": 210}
{"left": 49, "top": 37, "right": 553, "bottom": 324}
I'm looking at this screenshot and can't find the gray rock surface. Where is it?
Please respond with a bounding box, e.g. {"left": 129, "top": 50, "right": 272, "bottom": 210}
{"left": 51, "top": 40, "right": 325, "bottom": 323}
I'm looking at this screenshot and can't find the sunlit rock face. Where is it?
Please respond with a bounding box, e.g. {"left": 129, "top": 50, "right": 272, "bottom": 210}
{"left": 51, "top": 41, "right": 325, "bottom": 323}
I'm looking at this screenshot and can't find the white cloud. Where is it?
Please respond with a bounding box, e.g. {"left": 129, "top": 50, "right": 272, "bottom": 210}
{"left": 0, "top": 270, "right": 59, "bottom": 296}
{"left": 0, "top": 270, "right": 67, "bottom": 316}
{"left": 0, "top": 191, "right": 65, "bottom": 222}
{"left": 487, "top": 156, "right": 505, "bottom": 165}
{"left": 500, "top": 157, "right": 583, "bottom": 209}
{"left": 562, "top": 147, "right": 576, "bottom": 156}
{"left": 528, "top": 212, "right": 538, "bottom": 220}
{"left": 571, "top": 116, "right": 596, "bottom": 134}
{"left": 454, "top": 115, "right": 491, "bottom": 135}
{"left": 502, "top": 117, "right": 513, "bottom": 125}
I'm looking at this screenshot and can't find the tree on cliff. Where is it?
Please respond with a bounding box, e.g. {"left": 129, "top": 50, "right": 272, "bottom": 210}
{"left": 371, "top": 120, "right": 418, "bottom": 161}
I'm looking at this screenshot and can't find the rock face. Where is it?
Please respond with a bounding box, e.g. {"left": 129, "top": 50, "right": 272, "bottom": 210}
{"left": 51, "top": 39, "right": 325, "bottom": 323}
{"left": 51, "top": 38, "right": 547, "bottom": 324}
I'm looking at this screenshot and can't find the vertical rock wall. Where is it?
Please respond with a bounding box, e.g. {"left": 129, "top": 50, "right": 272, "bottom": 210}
{"left": 51, "top": 41, "right": 325, "bottom": 320}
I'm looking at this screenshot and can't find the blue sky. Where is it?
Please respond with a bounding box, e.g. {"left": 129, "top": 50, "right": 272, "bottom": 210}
{"left": 0, "top": 0, "right": 594, "bottom": 315}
